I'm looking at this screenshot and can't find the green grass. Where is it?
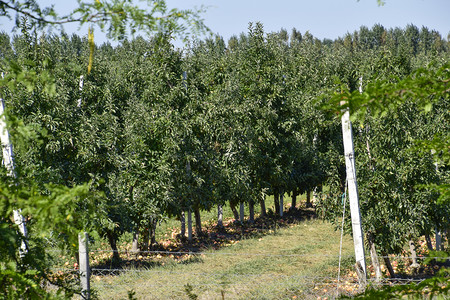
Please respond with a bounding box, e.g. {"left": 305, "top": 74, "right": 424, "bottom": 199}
{"left": 91, "top": 218, "right": 355, "bottom": 299}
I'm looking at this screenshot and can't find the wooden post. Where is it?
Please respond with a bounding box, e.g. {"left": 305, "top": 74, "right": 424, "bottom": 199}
{"left": 0, "top": 87, "right": 28, "bottom": 257}
{"left": 239, "top": 203, "right": 244, "bottom": 222}
{"left": 340, "top": 78, "right": 367, "bottom": 280}
{"left": 78, "top": 232, "right": 90, "bottom": 299}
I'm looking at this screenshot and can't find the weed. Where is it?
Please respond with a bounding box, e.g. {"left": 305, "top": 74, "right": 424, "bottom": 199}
{"left": 184, "top": 284, "right": 198, "bottom": 300}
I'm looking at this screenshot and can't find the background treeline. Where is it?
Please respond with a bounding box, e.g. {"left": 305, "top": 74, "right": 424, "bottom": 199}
{"left": 1, "top": 22, "right": 448, "bottom": 269}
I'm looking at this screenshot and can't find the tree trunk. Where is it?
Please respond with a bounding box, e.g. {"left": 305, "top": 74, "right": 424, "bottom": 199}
{"left": 239, "top": 203, "right": 245, "bottom": 222}
{"left": 249, "top": 200, "right": 254, "bottom": 223}
{"left": 274, "top": 190, "right": 280, "bottom": 215}
{"left": 141, "top": 224, "right": 149, "bottom": 251}
{"left": 425, "top": 234, "right": 433, "bottom": 251}
{"left": 291, "top": 189, "right": 297, "bottom": 210}
{"left": 382, "top": 252, "right": 396, "bottom": 278}
{"left": 367, "top": 233, "right": 382, "bottom": 282}
{"left": 106, "top": 230, "right": 120, "bottom": 263}
{"left": 180, "top": 211, "right": 186, "bottom": 238}
{"left": 279, "top": 191, "right": 284, "bottom": 216}
{"left": 447, "top": 228, "right": 450, "bottom": 249}
{"left": 188, "top": 209, "right": 193, "bottom": 242}
{"left": 149, "top": 218, "right": 157, "bottom": 250}
{"left": 194, "top": 207, "right": 202, "bottom": 236}
{"left": 260, "top": 195, "right": 266, "bottom": 217}
{"left": 436, "top": 229, "right": 442, "bottom": 251}
{"left": 306, "top": 190, "right": 312, "bottom": 208}
{"left": 131, "top": 229, "right": 139, "bottom": 253}
{"left": 217, "top": 205, "right": 223, "bottom": 228}
{"left": 230, "top": 201, "right": 239, "bottom": 221}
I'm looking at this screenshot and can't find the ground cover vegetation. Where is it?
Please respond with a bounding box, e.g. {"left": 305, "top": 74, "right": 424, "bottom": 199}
{"left": 0, "top": 12, "right": 449, "bottom": 299}
{"left": 89, "top": 217, "right": 357, "bottom": 299}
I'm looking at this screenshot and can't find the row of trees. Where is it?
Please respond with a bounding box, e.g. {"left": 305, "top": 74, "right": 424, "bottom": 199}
{"left": 1, "top": 20, "right": 448, "bottom": 290}
{"left": 0, "top": 0, "right": 212, "bottom": 297}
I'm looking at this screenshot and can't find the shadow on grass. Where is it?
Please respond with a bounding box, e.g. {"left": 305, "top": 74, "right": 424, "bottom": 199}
{"left": 175, "top": 206, "right": 317, "bottom": 252}
{"left": 89, "top": 207, "right": 316, "bottom": 275}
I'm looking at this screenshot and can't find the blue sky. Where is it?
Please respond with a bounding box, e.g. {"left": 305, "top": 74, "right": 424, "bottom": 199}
{"left": 169, "top": 0, "right": 449, "bottom": 41}
{"left": 1, "top": 0, "right": 449, "bottom": 44}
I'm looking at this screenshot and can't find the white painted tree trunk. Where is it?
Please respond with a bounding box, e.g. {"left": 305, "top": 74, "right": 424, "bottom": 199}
{"left": 312, "top": 188, "right": 318, "bottom": 205}
{"left": 435, "top": 229, "right": 442, "bottom": 251}
{"left": 0, "top": 93, "right": 28, "bottom": 256}
{"left": 341, "top": 94, "right": 367, "bottom": 279}
{"left": 409, "top": 240, "right": 420, "bottom": 269}
{"left": 131, "top": 230, "right": 139, "bottom": 253}
{"left": 217, "top": 205, "right": 223, "bottom": 227}
{"left": 368, "top": 233, "right": 382, "bottom": 282}
{"left": 180, "top": 211, "right": 186, "bottom": 237}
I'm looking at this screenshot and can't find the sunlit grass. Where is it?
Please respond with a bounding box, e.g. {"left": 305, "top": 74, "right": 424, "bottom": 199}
{"left": 91, "top": 219, "right": 355, "bottom": 299}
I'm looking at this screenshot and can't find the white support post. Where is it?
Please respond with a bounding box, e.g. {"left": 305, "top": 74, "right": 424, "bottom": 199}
{"left": 0, "top": 81, "right": 28, "bottom": 256}
{"left": 186, "top": 157, "right": 193, "bottom": 242}
{"left": 340, "top": 78, "right": 366, "bottom": 279}
{"left": 78, "top": 232, "right": 90, "bottom": 299}
{"left": 77, "top": 75, "right": 84, "bottom": 108}
{"left": 183, "top": 72, "right": 192, "bottom": 242}
{"left": 433, "top": 157, "right": 443, "bottom": 251}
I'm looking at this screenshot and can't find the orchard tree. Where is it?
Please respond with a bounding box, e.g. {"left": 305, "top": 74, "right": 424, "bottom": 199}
{"left": 233, "top": 23, "right": 293, "bottom": 216}
{"left": 322, "top": 25, "right": 449, "bottom": 276}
